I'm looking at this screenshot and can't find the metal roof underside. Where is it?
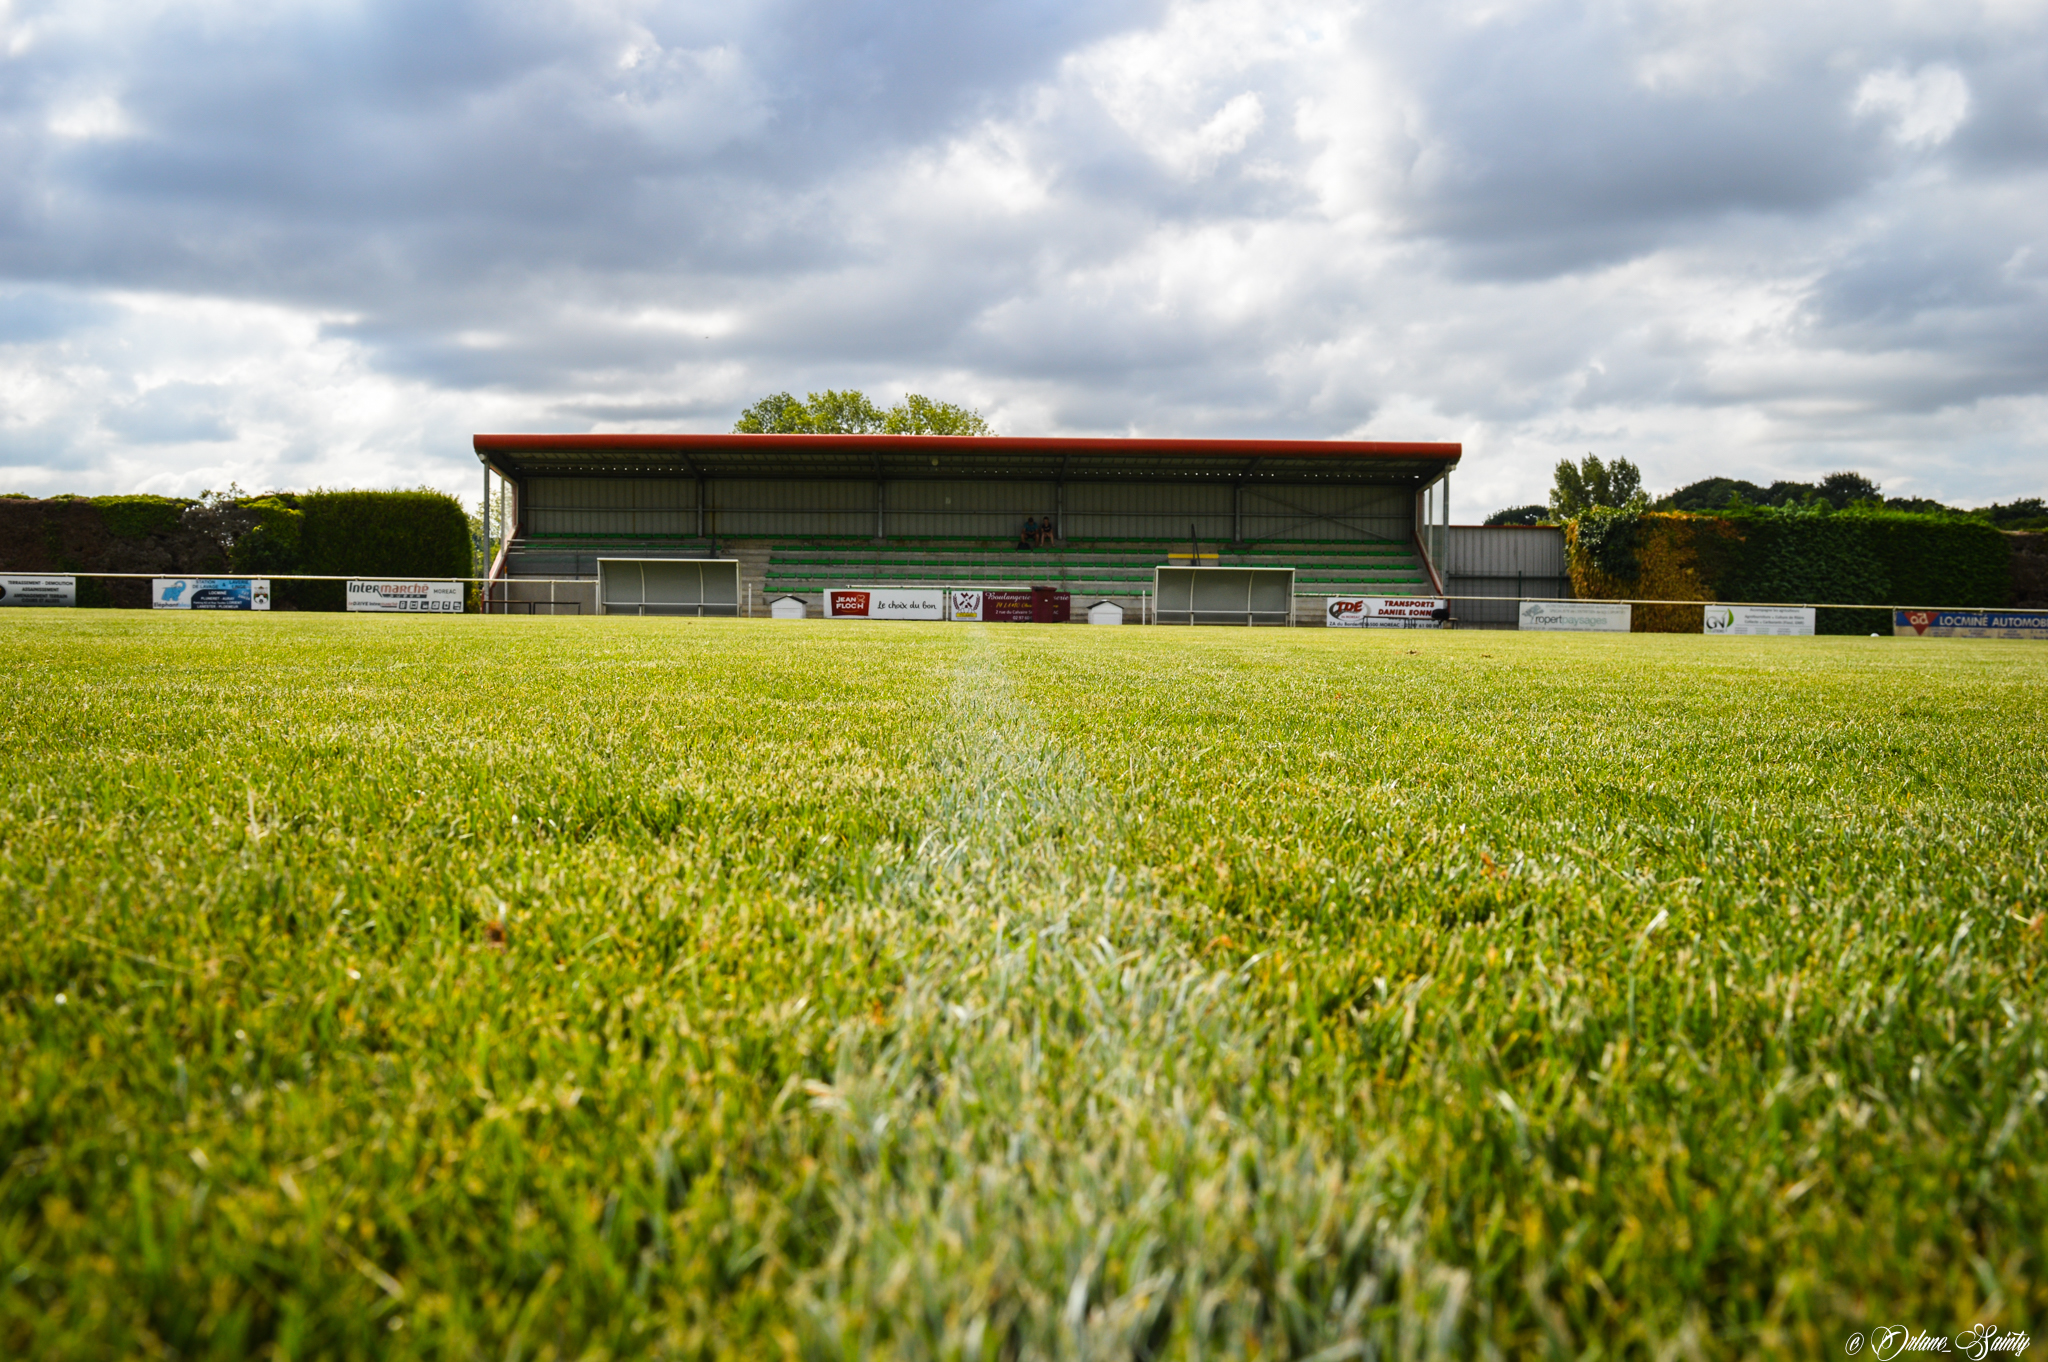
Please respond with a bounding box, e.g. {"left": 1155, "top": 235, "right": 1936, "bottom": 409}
{"left": 474, "top": 434, "right": 1460, "bottom": 485}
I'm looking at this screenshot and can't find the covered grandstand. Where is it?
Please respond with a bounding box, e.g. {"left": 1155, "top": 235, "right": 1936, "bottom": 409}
{"left": 474, "top": 433, "right": 1462, "bottom": 622}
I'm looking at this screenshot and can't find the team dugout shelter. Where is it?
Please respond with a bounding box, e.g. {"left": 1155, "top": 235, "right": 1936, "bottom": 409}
{"left": 474, "top": 433, "right": 1462, "bottom": 623}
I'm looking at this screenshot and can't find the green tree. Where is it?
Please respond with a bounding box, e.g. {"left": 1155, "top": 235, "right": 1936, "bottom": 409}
{"left": 733, "top": 392, "right": 812, "bottom": 433}
{"left": 1817, "top": 471, "right": 1882, "bottom": 508}
{"left": 734, "top": 390, "right": 993, "bottom": 436}
{"left": 807, "top": 389, "right": 887, "bottom": 433}
{"left": 1483, "top": 504, "right": 1550, "bottom": 527}
{"left": 1549, "top": 454, "right": 1643, "bottom": 519}
{"left": 883, "top": 394, "right": 992, "bottom": 435}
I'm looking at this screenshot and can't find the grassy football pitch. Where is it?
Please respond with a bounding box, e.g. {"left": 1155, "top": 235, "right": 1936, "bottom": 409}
{"left": 2, "top": 613, "right": 2044, "bottom": 1359}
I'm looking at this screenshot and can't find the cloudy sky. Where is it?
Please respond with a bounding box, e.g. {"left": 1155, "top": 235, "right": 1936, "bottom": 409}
{"left": 2, "top": 0, "right": 2044, "bottom": 516}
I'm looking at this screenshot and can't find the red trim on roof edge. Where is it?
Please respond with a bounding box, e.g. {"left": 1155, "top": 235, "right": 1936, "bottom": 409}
{"left": 472, "top": 433, "right": 1460, "bottom": 460}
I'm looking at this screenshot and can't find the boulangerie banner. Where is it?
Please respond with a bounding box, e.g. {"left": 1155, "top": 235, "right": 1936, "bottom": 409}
{"left": 153, "top": 578, "right": 271, "bottom": 611}
{"left": 1704, "top": 605, "right": 1815, "bottom": 635}
{"left": 1894, "top": 609, "right": 2048, "bottom": 640}
{"left": 827, "top": 588, "right": 943, "bottom": 620}
{"left": 1326, "top": 597, "right": 1444, "bottom": 628}
{"left": 347, "top": 580, "right": 464, "bottom": 613}
{"left": 983, "top": 590, "right": 1036, "bottom": 622}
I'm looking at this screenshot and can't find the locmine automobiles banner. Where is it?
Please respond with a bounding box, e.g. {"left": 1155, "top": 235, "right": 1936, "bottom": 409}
{"left": 347, "top": 580, "right": 465, "bottom": 613}
{"left": 0, "top": 576, "right": 76, "bottom": 607}
{"left": 827, "top": 588, "right": 943, "bottom": 620}
{"left": 152, "top": 578, "right": 271, "bottom": 610}
{"left": 1704, "top": 605, "right": 1815, "bottom": 635}
{"left": 1518, "top": 600, "right": 1630, "bottom": 632}
{"left": 1894, "top": 609, "right": 2048, "bottom": 640}
{"left": 1325, "top": 597, "right": 1445, "bottom": 628}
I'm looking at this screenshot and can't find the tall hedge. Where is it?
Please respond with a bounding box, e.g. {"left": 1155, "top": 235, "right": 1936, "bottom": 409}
{"left": 1715, "top": 508, "right": 2010, "bottom": 633}
{"left": 1565, "top": 505, "right": 2014, "bottom": 634}
{"left": 0, "top": 494, "right": 223, "bottom": 608}
{"left": 247, "top": 490, "right": 472, "bottom": 611}
{"left": 0, "top": 489, "right": 470, "bottom": 610}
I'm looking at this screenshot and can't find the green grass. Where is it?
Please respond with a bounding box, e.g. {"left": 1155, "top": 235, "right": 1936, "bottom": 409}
{"left": 2, "top": 614, "right": 2044, "bottom": 1360}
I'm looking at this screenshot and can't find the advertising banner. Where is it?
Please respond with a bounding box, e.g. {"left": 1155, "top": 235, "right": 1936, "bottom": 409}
{"left": 1704, "top": 605, "right": 1815, "bottom": 636}
{"left": 347, "top": 580, "right": 464, "bottom": 613}
{"left": 946, "top": 588, "right": 1070, "bottom": 622}
{"left": 1518, "top": 600, "right": 1630, "bottom": 632}
{"left": 827, "top": 588, "right": 943, "bottom": 620}
{"left": 1326, "top": 597, "right": 1445, "bottom": 628}
{"left": 983, "top": 590, "right": 1035, "bottom": 622}
{"left": 0, "top": 576, "right": 76, "bottom": 607}
{"left": 1894, "top": 609, "right": 2048, "bottom": 640}
{"left": 152, "top": 578, "right": 271, "bottom": 611}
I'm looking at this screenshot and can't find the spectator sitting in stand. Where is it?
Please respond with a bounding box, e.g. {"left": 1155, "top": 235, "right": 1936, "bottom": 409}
{"left": 1037, "top": 515, "right": 1056, "bottom": 547}
{"left": 1020, "top": 516, "right": 1038, "bottom": 550}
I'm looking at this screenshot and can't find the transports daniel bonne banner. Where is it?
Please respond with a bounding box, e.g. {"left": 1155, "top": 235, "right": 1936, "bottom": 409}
{"left": 1325, "top": 597, "right": 1445, "bottom": 628}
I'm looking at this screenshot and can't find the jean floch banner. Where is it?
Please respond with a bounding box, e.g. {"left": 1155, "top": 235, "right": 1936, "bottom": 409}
{"left": 827, "top": 588, "right": 943, "bottom": 620}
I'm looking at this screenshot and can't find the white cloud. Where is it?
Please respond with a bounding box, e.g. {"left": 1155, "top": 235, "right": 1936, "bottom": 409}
{"left": 1853, "top": 65, "right": 1971, "bottom": 148}
{"left": 0, "top": 0, "right": 2042, "bottom": 516}
{"left": 47, "top": 94, "right": 135, "bottom": 141}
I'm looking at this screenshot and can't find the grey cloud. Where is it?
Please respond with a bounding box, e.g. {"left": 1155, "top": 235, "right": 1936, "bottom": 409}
{"left": 0, "top": 0, "right": 2043, "bottom": 507}
{"left": 99, "top": 382, "right": 237, "bottom": 444}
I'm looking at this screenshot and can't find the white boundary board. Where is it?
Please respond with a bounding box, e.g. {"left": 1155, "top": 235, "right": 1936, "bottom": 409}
{"left": 1704, "top": 605, "right": 1815, "bottom": 635}
{"left": 597, "top": 559, "right": 742, "bottom": 617}
{"left": 1518, "top": 600, "right": 1630, "bottom": 632}
{"left": 348, "top": 580, "right": 464, "bottom": 613}
{"left": 0, "top": 576, "right": 75, "bottom": 607}
{"left": 1326, "top": 596, "right": 1445, "bottom": 628}
{"left": 153, "top": 578, "right": 271, "bottom": 610}
{"left": 1151, "top": 566, "right": 1296, "bottom": 626}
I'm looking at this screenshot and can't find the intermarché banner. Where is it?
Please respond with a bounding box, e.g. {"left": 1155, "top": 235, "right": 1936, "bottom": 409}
{"left": 347, "top": 580, "right": 465, "bottom": 613}
{"left": 1895, "top": 609, "right": 2048, "bottom": 640}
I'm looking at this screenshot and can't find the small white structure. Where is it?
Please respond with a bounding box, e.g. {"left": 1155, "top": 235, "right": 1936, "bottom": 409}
{"left": 769, "top": 595, "right": 808, "bottom": 620}
{"left": 1087, "top": 600, "right": 1124, "bottom": 626}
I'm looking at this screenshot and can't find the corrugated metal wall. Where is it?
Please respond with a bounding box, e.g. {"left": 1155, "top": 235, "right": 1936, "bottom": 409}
{"left": 526, "top": 477, "right": 698, "bottom": 536}
{"left": 1242, "top": 484, "right": 1410, "bottom": 543}
{"left": 888, "top": 479, "right": 1057, "bottom": 538}
{"left": 1065, "top": 483, "right": 1231, "bottom": 541}
{"left": 518, "top": 475, "right": 1423, "bottom": 544}
{"left": 708, "top": 479, "right": 874, "bottom": 539}
{"left": 1446, "top": 526, "right": 1571, "bottom": 626}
